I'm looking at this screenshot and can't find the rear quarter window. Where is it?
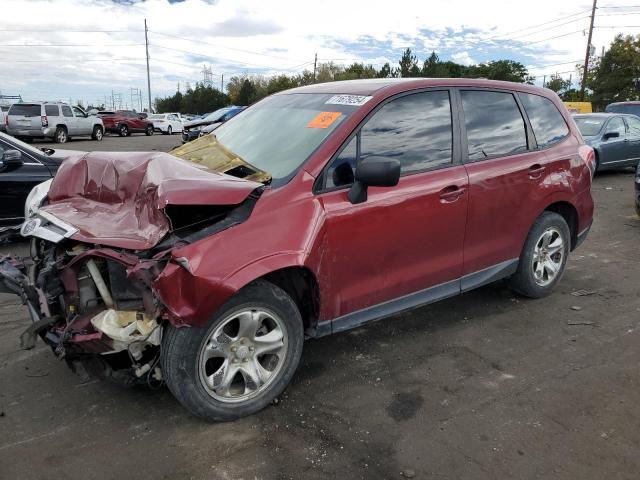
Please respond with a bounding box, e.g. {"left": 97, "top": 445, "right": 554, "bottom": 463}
{"left": 45, "top": 105, "right": 59, "bottom": 116}
{"left": 518, "top": 93, "right": 569, "bottom": 148}
{"left": 9, "top": 104, "right": 41, "bottom": 117}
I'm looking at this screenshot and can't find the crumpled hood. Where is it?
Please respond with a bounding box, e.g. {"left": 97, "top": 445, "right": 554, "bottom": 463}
{"left": 40, "top": 151, "right": 261, "bottom": 250}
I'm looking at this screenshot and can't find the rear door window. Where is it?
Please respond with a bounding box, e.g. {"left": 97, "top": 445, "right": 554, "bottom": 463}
{"left": 518, "top": 93, "right": 569, "bottom": 148}
{"left": 61, "top": 106, "right": 73, "bottom": 118}
{"left": 9, "top": 104, "right": 41, "bottom": 117}
{"left": 461, "top": 90, "right": 528, "bottom": 160}
{"left": 45, "top": 105, "right": 59, "bottom": 116}
{"left": 360, "top": 90, "right": 453, "bottom": 173}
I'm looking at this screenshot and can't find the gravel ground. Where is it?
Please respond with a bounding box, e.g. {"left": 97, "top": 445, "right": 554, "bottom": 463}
{"left": 0, "top": 135, "right": 639, "bottom": 479}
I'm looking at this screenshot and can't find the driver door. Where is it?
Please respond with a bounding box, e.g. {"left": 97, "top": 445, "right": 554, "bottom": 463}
{"left": 317, "top": 90, "right": 468, "bottom": 323}
{"left": 72, "top": 107, "right": 90, "bottom": 135}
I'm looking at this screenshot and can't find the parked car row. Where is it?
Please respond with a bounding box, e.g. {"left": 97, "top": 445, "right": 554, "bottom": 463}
{"left": 2, "top": 101, "right": 245, "bottom": 144}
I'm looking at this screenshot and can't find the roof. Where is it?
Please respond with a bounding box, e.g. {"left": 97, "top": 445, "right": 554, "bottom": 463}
{"left": 574, "top": 113, "right": 635, "bottom": 119}
{"left": 608, "top": 101, "right": 640, "bottom": 106}
{"left": 278, "top": 78, "right": 550, "bottom": 97}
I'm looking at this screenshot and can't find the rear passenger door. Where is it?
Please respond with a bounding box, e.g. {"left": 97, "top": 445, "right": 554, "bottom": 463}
{"left": 318, "top": 90, "right": 469, "bottom": 318}
{"left": 459, "top": 89, "right": 570, "bottom": 284}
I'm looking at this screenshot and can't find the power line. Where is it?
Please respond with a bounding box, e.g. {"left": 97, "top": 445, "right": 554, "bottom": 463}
{"left": 0, "top": 57, "right": 144, "bottom": 63}
{"left": 486, "top": 9, "right": 591, "bottom": 40}
{"left": 528, "top": 59, "right": 583, "bottom": 70}
{"left": 148, "top": 30, "right": 308, "bottom": 64}
{"left": 150, "top": 43, "right": 310, "bottom": 72}
{"left": 501, "top": 16, "right": 590, "bottom": 41}
{"left": 527, "top": 29, "right": 585, "bottom": 45}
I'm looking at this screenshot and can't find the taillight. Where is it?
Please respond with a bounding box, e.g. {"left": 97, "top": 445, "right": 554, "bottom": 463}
{"left": 579, "top": 145, "right": 595, "bottom": 177}
{"left": 41, "top": 115, "right": 48, "bottom": 127}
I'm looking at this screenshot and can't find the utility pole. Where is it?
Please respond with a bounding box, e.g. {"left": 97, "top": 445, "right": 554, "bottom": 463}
{"left": 221, "top": 74, "right": 224, "bottom": 92}
{"left": 144, "top": 19, "right": 152, "bottom": 112}
{"left": 543, "top": 75, "right": 546, "bottom": 88}
{"left": 580, "top": 0, "right": 597, "bottom": 101}
{"left": 313, "top": 53, "right": 317, "bottom": 83}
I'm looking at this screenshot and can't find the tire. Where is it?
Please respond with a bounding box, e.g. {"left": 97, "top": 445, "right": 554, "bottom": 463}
{"left": 54, "top": 126, "right": 67, "bottom": 144}
{"left": 145, "top": 125, "right": 153, "bottom": 136}
{"left": 118, "top": 124, "right": 129, "bottom": 137}
{"left": 167, "top": 126, "right": 172, "bottom": 135}
{"left": 162, "top": 280, "right": 304, "bottom": 421}
{"left": 91, "top": 125, "right": 103, "bottom": 141}
{"left": 507, "top": 212, "right": 571, "bottom": 298}
{"left": 594, "top": 151, "right": 600, "bottom": 173}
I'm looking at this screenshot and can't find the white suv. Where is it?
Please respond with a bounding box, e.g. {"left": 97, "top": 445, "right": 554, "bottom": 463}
{"left": 6, "top": 102, "right": 104, "bottom": 143}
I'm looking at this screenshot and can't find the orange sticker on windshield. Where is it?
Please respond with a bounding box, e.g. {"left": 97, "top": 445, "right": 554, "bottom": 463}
{"left": 307, "top": 111, "right": 342, "bottom": 128}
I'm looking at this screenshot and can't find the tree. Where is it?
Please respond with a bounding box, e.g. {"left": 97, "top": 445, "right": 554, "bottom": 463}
{"left": 237, "top": 79, "right": 257, "bottom": 105}
{"left": 588, "top": 34, "right": 640, "bottom": 109}
{"left": 155, "top": 83, "right": 228, "bottom": 114}
{"left": 545, "top": 74, "right": 572, "bottom": 96}
{"left": 376, "top": 62, "right": 394, "bottom": 78}
{"left": 398, "top": 48, "right": 420, "bottom": 77}
{"left": 468, "top": 60, "right": 534, "bottom": 83}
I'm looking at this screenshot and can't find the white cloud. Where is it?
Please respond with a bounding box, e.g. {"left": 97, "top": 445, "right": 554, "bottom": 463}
{"left": 451, "top": 51, "right": 475, "bottom": 66}
{"left": 0, "top": 0, "right": 639, "bottom": 106}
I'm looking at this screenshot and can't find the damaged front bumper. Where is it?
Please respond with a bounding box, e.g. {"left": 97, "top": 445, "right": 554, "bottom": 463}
{"left": 0, "top": 242, "right": 169, "bottom": 385}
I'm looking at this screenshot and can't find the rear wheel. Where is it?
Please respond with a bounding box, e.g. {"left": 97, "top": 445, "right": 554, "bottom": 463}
{"left": 162, "top": 280, "right": 304, "bottom": 421}
{"left": 507, "top": 212, "right": 570, "bottom": 298}
{"left": 145, "top": 125, "right": 153, "bottom": 136}
{"left": 91, "top": 125, "right": 103, "bottom": 141}
{"left": 54, "top": 126, "right": 68, "bottom": 144}
{"left": 166, "top": 126, "right": 172, "bottom": 135}
{"left": 118, "top": 124, "right": 129, "bottom": 137}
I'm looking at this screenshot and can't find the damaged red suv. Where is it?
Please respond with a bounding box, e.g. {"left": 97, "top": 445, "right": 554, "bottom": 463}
{"left": 0, "top": 79, "right": 594, "bottom": 421}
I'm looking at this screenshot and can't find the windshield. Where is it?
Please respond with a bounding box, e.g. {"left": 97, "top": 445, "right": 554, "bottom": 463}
{"left": 606, "top": 104, "right": 640, "bottom": 116}
{"left": 203, "top": 107, "right": 233, "bottom": 122}
{"left": 9, "top": 104, "right": 41, "bottom": 117}
{"left": 213, "top": 93, "right": 360, "bottom": 183}
{"left": 574, "top": 117, "right": 605, "bottom": 136}
{"left": 149, "top": 114, "right": 165, "bottom": 119}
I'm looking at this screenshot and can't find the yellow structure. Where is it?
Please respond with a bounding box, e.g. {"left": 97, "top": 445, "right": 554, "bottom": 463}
{"left": 563, "top": 102, "right": 593, "bottom": 114}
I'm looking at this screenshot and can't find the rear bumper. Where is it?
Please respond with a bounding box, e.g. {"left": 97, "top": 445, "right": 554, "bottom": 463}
{"left": 181, "top": 130, "right": 200, "bottom": 143}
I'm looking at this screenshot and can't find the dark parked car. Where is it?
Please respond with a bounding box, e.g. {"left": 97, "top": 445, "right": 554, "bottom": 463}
{"left": 605, "top": 102, "right": 640, "bottom": 117}
{"left": 181, "top": 106, "right": 245, "bottom": 142}
{"left": 636, "top": 163, "right": 640, "bottom": 216}
{"left": 0, "top": 79, "right": 594, "bottom": 421}
{"left": 0, "top": 132, "right": 77, "bottom": 236}
{"left": 573, "top": 113, "right": 640, "bottom": 171}
{"left": 98, "top": 110, "right": 154, "bottom": 137}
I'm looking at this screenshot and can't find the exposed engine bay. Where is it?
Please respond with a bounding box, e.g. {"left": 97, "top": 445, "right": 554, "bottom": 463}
{"left": 0, "top": 150, "right": 265, "bottom": 386}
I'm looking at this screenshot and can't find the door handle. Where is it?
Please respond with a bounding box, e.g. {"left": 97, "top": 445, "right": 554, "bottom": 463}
{"left": 439, "top": 185, "right": 466, "bottom": 203}
{"left": 528, "top": 164, "right": 545, "bottom": 178}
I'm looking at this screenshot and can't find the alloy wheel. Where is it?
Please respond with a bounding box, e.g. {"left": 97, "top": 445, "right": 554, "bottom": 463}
{"left": 531, "top": 227, "right": 564, "bottom": 286}
{"left": 198, "top": 308, "right": 288, "bottom": 403}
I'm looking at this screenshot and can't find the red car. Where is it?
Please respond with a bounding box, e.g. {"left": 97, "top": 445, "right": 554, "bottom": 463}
{"left": 98, "top": 110, "right": 154, "bottom": 136}
{"left": 1, "top": 78, "right": 594, "bottom": 421}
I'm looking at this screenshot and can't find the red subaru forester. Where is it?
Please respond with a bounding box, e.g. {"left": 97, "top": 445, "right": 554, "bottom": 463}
{"left": 1, "top": 78, "right": 594, "bottom": 421}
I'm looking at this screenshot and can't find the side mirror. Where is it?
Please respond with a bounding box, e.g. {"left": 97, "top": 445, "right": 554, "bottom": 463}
{"left": 347, "top": 156, "right": 401, "bottom": 204}
{"left": 0, "top": 150, "right": 23, "bottom": 170}
{"left": 603, "top": 131, "right": 620, "bottom": 140}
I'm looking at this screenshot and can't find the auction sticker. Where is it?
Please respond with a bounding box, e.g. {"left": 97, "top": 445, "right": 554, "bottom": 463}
{"left": 325, "top": 94, "right": 372, "bottom": 106}
{"left": 308, "top": 111, "right": 342, "bottom": 128}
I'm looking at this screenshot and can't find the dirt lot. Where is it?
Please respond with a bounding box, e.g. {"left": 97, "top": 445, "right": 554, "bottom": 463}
{"left": 1, "top": 135, "right": 639, "bottom": 479}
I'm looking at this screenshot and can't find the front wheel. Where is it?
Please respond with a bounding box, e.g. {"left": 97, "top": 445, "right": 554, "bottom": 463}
{"left": 162, "top": 280, "right": 304, "bottom": 421}
{"left": 166, "top": 126, "right": 172, "bottom": 135}
{"left": 54, "top": 126, "right": 67, "bottom": 144}
{"left": 118, "top": 124, "right": 129, "bottom": 137}
{"left": 507, "top": 212, "right": 570, "bottom": 298}
{"left": 145, "top": 125, "right": 154, "bottom": 136}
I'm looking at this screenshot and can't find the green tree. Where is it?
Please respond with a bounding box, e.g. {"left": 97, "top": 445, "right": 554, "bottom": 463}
{"left": 237, "top": 79, "right": 257, "bottom": 105}
{"left": 467, "top": 60, "right": 534, "bottom": 83}
{"left": 545, "top": 74, "right": 572, "bottom": 96}
{"left": 398, "top": 48, "right": 420, "bottom": 77}
{"left": 155, "top": 83, "right": 228, "bottom": 114}
{"left": 588, "top": 34, "right": 640, "bottom": 109}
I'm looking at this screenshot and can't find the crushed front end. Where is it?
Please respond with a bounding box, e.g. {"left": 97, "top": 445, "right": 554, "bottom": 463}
{"left": 0, "top": 150, "right": 265, "bottom": 386}
{"left": 1, "top": 227, "right": 168, "bottom": 386}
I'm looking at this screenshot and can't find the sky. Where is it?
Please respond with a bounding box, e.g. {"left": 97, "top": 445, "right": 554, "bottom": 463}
{"left": 1, "top": 0, "right": 639, "bottom": 109}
